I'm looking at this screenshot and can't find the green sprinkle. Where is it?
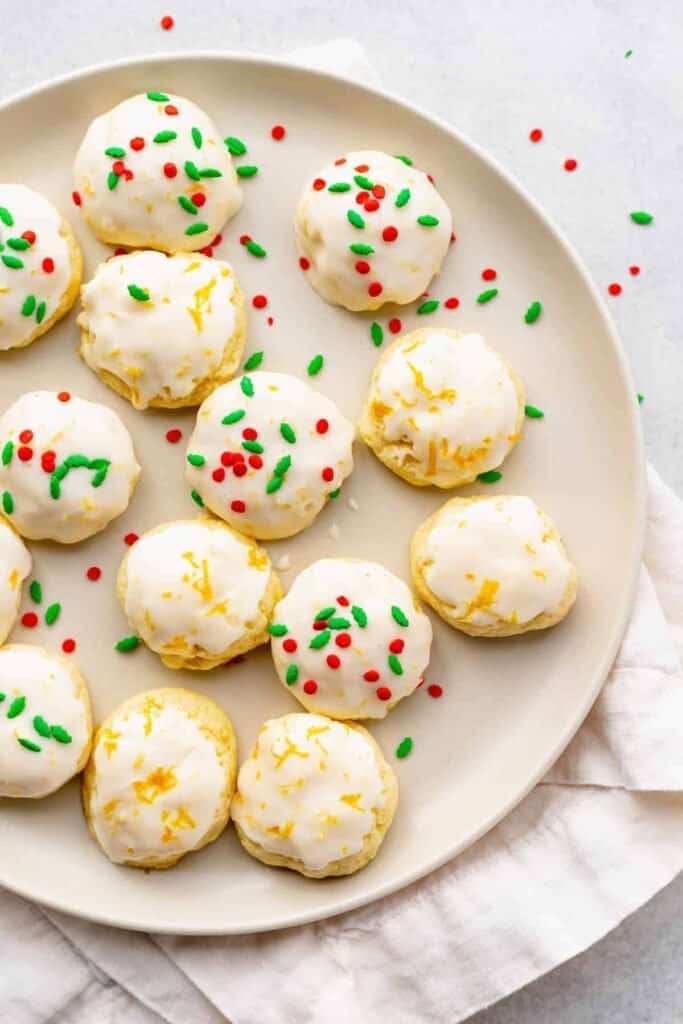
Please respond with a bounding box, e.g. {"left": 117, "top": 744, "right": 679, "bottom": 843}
{"left": 268, "top": 623, "right": 288, "bottom": 636}
{"left": 147, "top": 91, "right": 170, "bottom": 102}
{"left": 637, "top": 392, "right": 645, "bottom": 404}
{"left": 184, "top": 160, "right": 201, "bottom": 181}
{"left": 240, "top": 376, "right": 254, "bottom": 397}
{"left": 273, "top": 455, "right": 292, "bottom": 477}
{"left": 0, "top": 693, "right": 4, "bottom": 701}
{"left": 107, "top": 171, "right": 120, "bottom": 191}
{"left": 115, "top": 635, "right": 139, "bottom": 652}
{"left": 50, "top": 725, "right": 72, "bottom": 744}
{"left": 29, "top": 580, "right": 42, "bottom": 604}
{"left": 90, "top": 460, "right": 110, "bottom": 488}
{"left": 351, "top": 605, "right": 367, "bottom": 628}
{"left": 347, "top": 209, "right": 365, "bottom": 229}
{"left": 307, "top": 354, "right": 324, "bottom": 376}
{"left": 236, "top": 165, "right": 258, "bottom": 178}
{"left": 524, "top": 300, "right": 542, "bottom": 323}
{"left": 18, "top": 737, "right": 41, "bottom": 753}
{"left": 185, "top": 222, "right": 209, "bottom": 236}
{"left": 394, "top": 155, "right": 413, "bottom": 165}
{"left": 524, "top": 404, "right": 545, "bottom": 419}
{"left": 286, "top": 664, "right": 298, "bottom": 685}
{"left": 371, "top": 322, "right": 383, "bottom": 346}
{"left": 417, "top": 299, "right": 439, "bottom": 315}
{"left": 198, "top": 168, "right": 223, "bottom": 178}
{"left": 396, "top": 737, "right": 413, "bottom": 759}
{"left": 280, "top": 422, "right": 296, "bottom": 444}
{"left": 1, "top": 442, "right": 13, "bottom": 466}
{"left": 2, "top": 255, "right": 24, "bottom": 270}
{"left": 191, "top": 126, "right": 203, "bottom": 149}
{"left": 0, "top": 207, "right": 14, "bottom": 227}
{"left": 190, "top": 488, "right": 204, "bottom": 507}
{"left": 328, "top": 617, "right": 350, "bottom": 629}
{"left": 45, "top": 603, "right": 61, "bottom": 626}
{"left": 266, "top": 475, "right": 284, "bottom": 494}
{"left": 309, "top": 630, "right": 331, "bottom": 649}
{"left": 354, "top": 174, "right": 374, "bottom": 190}
{"left": 65, "top": 455, "right": 89, "bottom": 468}
{"left": 391, "top": 605, "right": 409, "bottom": 628}
{"left": 21, "top": 295, "right": 36, "bottom": 317}
{"left": 328, "top": 487, "right": 341, "bottom": 499}
{"left": 178, "top": 195, "right": 198, "bottom": 215}
{"left": 244, "top": 351, "right": 263, "bottom": 371}
{"left": 315, "top": 607, "right": 336, "bottom": 622}
{"left": 33, "top": 715, "right": 50, "bottom": 737}
{"left": 7, "top": 237, "right": 31, "bottom": 251}
{"left": 50, "top": 475, "right": 62, "bottom": 500}
{"left": 477, "top": 288, "right": 498, "bottom": 304}
{"left": 417, "top": 214, "right": 439, "bottom": 227}
{"left": 187, "top": 453, "right": 206, "bottom": 467}
{"left": 625, "top": 49, "right": 632, "bottom": 57}
{"left": 7, "top": 696, "right": 26, "bottom": 718}
{"left": 349, "top": 243, "right": 375, "bottom": 255}
{"left": 242, "top": 440, "right": 264, "bottom": 454}
{"left": 2, "top": 491, "right": 14, "bottom": 515}
{"left": 36, "top": 302, "right": 46, "bottom": 325}
{"left": 478, "top": 469, "right": 503, "bottom": 483}
{"left": 105, "top": 146, "right": 126, "bottom": 158}
{"left": 388, "top": 653, "right": 404, "bottom": 675}
{"left": 329, "top": 182, "right": 351, "bottom": 192}
{"left": 127, "top": 283, "right": 150, "bottom": 302}
{"left": 395, "top": 187, "right": 411, "bottom": 208}
{"left": 224, "top": 136, "right": 247, "bottom": 155}
{"left": 153, "top": 130, "right": 177, "bottom": 144}
{"left": 245, "top": 240, "right": 267, "bottom": 258}
{"left": 222, "top": 409, "right": 246, "bottom": 425}
{"left": 630, "top": 210, "right": 653, "bottom": 225}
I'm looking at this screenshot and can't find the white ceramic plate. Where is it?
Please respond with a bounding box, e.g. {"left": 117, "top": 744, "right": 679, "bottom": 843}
{"left": 0, "top": 53, "right": 645, "bottom": 934}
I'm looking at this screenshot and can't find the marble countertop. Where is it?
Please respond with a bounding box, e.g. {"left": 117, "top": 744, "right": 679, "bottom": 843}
{"left": 2, "top": 1, "right": 680, "bottom": 1021}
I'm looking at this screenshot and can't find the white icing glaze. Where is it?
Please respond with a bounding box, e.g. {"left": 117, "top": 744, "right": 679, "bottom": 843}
{"left": 363, "top": 330, "right": 522, "bottom": 486}
{"left": 0, "top": 390, "right": 140, "bottom": 543}
{"left": 0, "top": 645, "right": 91, "bottom": 798}
{"left": 73, "top": 92, "right": 242, "bottom": 252}
{"left": 120, "top": 519, "right": 273, "bottom": 662}
{"left": 87, "top": 693, "right": 228, "bottom": 865}
{"left": 0, "top": 521, "right": 31, "bottom": 644}
{"left": 0, "top": 185, "right": 76, "bottom": 351}
{"left": 420, "top": 496, "right": 572, "bottom": 627}
{"left": 185, "top": 372, "right": 355, "bottom": 540}
{"left": 79, "top": 251, "right": 242, "bottom": 409}
{"left": 271, "top": 558, "right": 432, "bottom": 719}
{"left": 295, "top": 150, "right": 452, "bottom": 311}
{"left": 232, "top": 713, "right": 389, "bottom": 870}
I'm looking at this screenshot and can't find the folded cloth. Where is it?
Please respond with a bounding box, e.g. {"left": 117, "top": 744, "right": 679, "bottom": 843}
{"left": 2, "top": 41, "right": 682, "bottom": 1024}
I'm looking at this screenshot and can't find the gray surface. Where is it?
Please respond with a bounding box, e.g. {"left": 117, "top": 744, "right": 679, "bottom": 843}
{"left": 1, "top": 0, "right": 680, "bottom": 1020}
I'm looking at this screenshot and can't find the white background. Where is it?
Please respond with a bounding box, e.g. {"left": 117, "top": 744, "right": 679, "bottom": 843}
{"left": 1, "top": 0, "right": 681, "bottom": 1020}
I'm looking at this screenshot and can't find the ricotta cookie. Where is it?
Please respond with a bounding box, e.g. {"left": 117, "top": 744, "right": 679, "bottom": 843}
{"left": 82, "top": 688, "right": 236, "bottom": 869}
{"left": 0, "top": 390, "right": 140, "bottom": 543}
{"left": 411, "top": 495, "right": 577, "bottom": 637}
{"left": 360, "top": 328, "right": 524, "bottom": 488}
{"left": 0, "top": 520, "right": 31, "bottom": 644}
{"left": 0, "top": 644, "right": 92, "bottom": 798}
{"left": 0, "top": 185, "right": 82, "bottom": 351}
{"left": 270, "top": 558, "right": 432, "bottom": 719}
{"left": 232, "top": 713, "right": 398, "bottom": 878}
{"left": 73, "top": 91, "right": 242, "bottom": 252}
{"left": 185, "top": 372, "right": 354, "bottom": 540}
{"left": 295, "top": 150, "right": 452, "bottom": 311}
{"left": 117, "top": 518, "right": 282, "bottom": 670}
{"left": 79, "top": 251, "right": 247, "bottom": 410}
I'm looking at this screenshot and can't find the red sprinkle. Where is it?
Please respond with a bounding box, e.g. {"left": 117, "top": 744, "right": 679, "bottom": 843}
{"left": 123, "top": 170, "right": 134, "bottom": 182}
{"left": 283, "top": 638, "right": 297, "bottom": 653}
{"left": 337, "top": 595, "right": 349, "bottom": 606}
{"left": 191, "top": 192, "right": 206, "bottom": 208}
{"left": 252, "top": 294, "right": 268, "bottom": 309}
{"left": 336, "top": 632, "right": 352, "bottom": 648}
{"left": 482, "top": 268, "right": 497, "bottom": 281}
{"left": 160, "top": 14, "right": 174, "bottom": 29}
{"left": 368, "top": 282, "right": 383, "bottom": 298}
{"left": 382, "top": 226, "right": 398, "bottom": 243}
{"left": 17, "top": 446, "right": 32, "bottom": 462}
{"left": 21, "top": 612, "right": 38, "bottom": 628}
{"left": 86, "top": 566, "right": 102, "bottom": 581}
{"left": 355, "top": 163, "right": 369, "bottom": 172}
{"left": 564, "top": 158, "right": 578, "bottom": 172}
{"left": 211, "top": 234, "right": 223, "bottom": 247}
{"left": 364, "top": 669, "right": 380, "bottom": 682}
{"left": 321, "top": 467, "right": 334, "bottom": 482}
{"left": 364, "top": 198, "right": 380, "bottom": 212}
{"left": 299, "top": 257, "right": 310, "bottom": 271}
{"left": 21, "top": 231, "right": 36, "bottom": 245}
{"left": 221, "top": 451, "right": 235, "bottom": 467}
{"left": 42, "top": 257, "right": 54, "bottom": 274}
{"left": 57, "top": 391, "right": 70, "bottom": 403}
{"left": 165, "top": 428, "right": 182, "bottom": 444}
{"left": 529, "top": 128, "right": 543, "bottom": 143}
{"left": 231, "top": 500, "right": 246, "bottom": 513}
{"left": 608, "top": 282, "right": 622, "bottom": 296}
{"left": 355, "top": 191, "right": 369, "bottom": 206}
{"left": 248, "top": 454, "right": 263, "bottom": 469}
{"left": 41, "top": 451, "right": 56, "bottom": 473}
{"left": 312, "top": 178, "right": 326, "bottom": 191}
{"left": 212, "top": 467, "right": 226, "bottom": 482}
{"left": 19, "top": 430, "right": 33, "bottom": 444}
{"left": 629, "top": 265, "right": 641, "bottom": 276}
{"left": 388, "top": 317, "right": 402, "bottom": 334}
{"left": 233, "top": 462, "right": 247, "bottom": 477}
{"left": 376, "top": 686, "right": 392, "bottom": 701}
{"left": 271, "top": 125, "right": 286, "bottom": 141}
{"left": 427, "top": 683, "right": 443, "bottom": 698}
{"left": 62, "top": 638, "right": 76, "bottom": 654}
{"left": 373, "top": 184, "right": 386, "bottom": 199}
{"left": 112, "top": 160, "right": 125, "bottom": 175}
{"left": 326, "top": 654, "right": 341, "bottom": 669}
{"left": 315, "top": 418, "right": 329, "bottom": 434}
{"left": 242, "top": 427, "right": 258, "bottom": 440}
{"left": 267, "top": 317, "right": 274, "bottom": 326}
{"left": 130, "top": 136, "right": 145, "bottom": 151}
{"left": 445, "top": 297, "right": 460, "bottom": 309}
{"left": 124, "top": 532, "right": 139, "bottom": 546}
{"left": 114, "top": 247, "right": 128, "bottom": 256}
{"left": 334, "top": 157, "right": 346, "bottom": 166}
{"left": 303, "top": 679, "right": 318, "bottom": 695}
{"left": 164, "top": 104, "right": 179, "bottom": 116}
{"left": 355, "top": 260, "right": 370, "bottom": 275}
{"left": 163, "top": 162, "right": 178, "bottom": 179}
{"left": 72, "top": 191, "right": 81, "bottom": 206}
{"left": 389, "top": 638, "right": 405, "bottom": 654}
{"left": 240, "top": 234, "right": 252, "bottom": 245}
{"left": 313, "top": 620, "right": 328, "bottom": 631}
{"left": 198, "top": 246, "right": 213, "bottom": 258}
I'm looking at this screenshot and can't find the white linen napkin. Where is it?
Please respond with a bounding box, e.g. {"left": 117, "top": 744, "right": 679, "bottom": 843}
{"left": 2, "top": 41, "right": 682, "bottom": 1024}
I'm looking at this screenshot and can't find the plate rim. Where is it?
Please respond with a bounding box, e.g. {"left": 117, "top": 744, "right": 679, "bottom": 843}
{"left": 0, "top": 49, "right": 647, "bottom": 934}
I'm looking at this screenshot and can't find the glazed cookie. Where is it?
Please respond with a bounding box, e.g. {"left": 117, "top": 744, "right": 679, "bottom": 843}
{"left": 82, "top": 688, "right": 236, "bottom": 869}
{"left": 270, "top": 558, "right": 432, "bottom": 719}
{"left": 79, "top": 251, "right": 247, "bottom": 410}
{"left": 295, "top": 150, "right": 452, "bottom": 311}
{"left": 411, "top": 495, "right": 577, "bottom": 637}
{"left": 0, "top": 520, "right": 31, "bottom": 644}
{"left": 360, "top": 328, "right": 524, "bottom": 488}
{"left": 0, "top": 645, "right": 92, "bottom": 799}
{"left": 0, "top": 390, "right": 140, "bottom": 543}
{"left": 73, "top": 91, "right": 242, "bottom": 252}
{"left": 232, "top": 713, "right": 398, "bottom": 878}
{"left": 116, "top": 518, "right": 282, "bottom": 670}
{"left": 0, "top": 185, "right": 82, "bottom": 351}
{"left": 185, "top": 372, "right": 354, "bottom": 540}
